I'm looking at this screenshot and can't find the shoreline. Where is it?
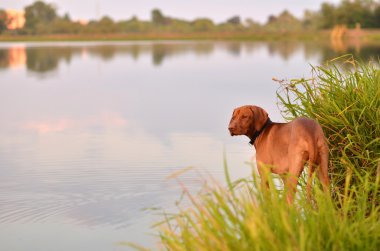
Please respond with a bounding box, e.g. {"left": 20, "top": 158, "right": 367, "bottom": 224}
{"left": 1, "top": 31, "right": 380, "bottom": 43}
{"left": 0, "top": 31, "right": 330, "bottom": 42}
{"left": 2, "top": 29, "right": 380, "bottom": 43}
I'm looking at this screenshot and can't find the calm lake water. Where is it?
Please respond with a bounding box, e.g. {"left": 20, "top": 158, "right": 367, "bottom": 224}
{"left": 0, "top": 40, "right": 379, "bottom": 250}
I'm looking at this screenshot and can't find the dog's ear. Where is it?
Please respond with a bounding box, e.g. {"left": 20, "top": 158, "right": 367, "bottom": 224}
{"left": 250, "top": 106, "right": 268, "bottom": 131}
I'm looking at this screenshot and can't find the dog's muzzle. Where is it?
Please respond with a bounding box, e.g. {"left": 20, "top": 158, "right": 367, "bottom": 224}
{"left": 228, "top": 127, "right": 236, "bottom": 136}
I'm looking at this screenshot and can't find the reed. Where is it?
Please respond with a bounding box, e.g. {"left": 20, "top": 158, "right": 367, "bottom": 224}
{"left": 276, "top": 56, "right": 380, "bottom": 195}
{"left": 139, "top": 168, "right": 379, "bottom": 251}
{"left": 132, "top": 57, "right": 380, "bottom": 250}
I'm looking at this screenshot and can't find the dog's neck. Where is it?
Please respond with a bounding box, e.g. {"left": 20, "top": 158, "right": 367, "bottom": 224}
{"left": 248, "top": 118, "right": 272, "bottom": 146}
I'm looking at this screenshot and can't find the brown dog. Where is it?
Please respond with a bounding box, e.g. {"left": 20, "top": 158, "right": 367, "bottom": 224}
{"left": 228, "top": 105, "right": 330, "bottom": 203}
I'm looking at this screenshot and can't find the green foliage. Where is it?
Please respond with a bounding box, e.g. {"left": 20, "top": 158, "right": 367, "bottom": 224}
{"left": 48, "top": 19, "right": 83, "bottom": 34}
{"left": 319, "top": 3, "right": 337, "bottom": 29}
{"left": 142, "top": 168, "right": 379, "bottom": 251}
{"left": 24, "top": 1, "right": 57, "bottom": 33}
{"left": 277, "top": 57, "right": 380, "bottom": 195}
{"left": 302, "top": 10, "right": 321, "bottom": 30}
{"left": 152, "top": 9, "right": 169, "bottom": 26}
{"left": 245, "top": 18, "right": 262, "bottom": 31}
{"left": 318, "top": 0, "right": 380, "bottom": 28}
{"left": 117, "top": 17, "right": 152, "bottom": 33}
{"left": 265, "top": 10, "right": 303, "bottom": 32}
{"left": 0, "top": 9, "right": 9, "bottom": 34}
{"left": 95, "top": 16, "right": 118, "bottom": 33}
{"left": 191, "top": 19, "right": 214, "bottom": 32}
{"left": 375, "top": 5, "right": 380, "bottom": 26}
{"left": 226, "top": 16, "right": 241, "bottom": 25}
{"left": 2, "top": 0, "right": 380, "bottom": 36}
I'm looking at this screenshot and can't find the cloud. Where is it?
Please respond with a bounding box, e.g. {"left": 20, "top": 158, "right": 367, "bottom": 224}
{"left": 22, "top": 111, "right": 128, "bottom": 134}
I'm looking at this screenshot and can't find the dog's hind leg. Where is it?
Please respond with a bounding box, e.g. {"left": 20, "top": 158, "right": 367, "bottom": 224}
{"left": 306, "top": 162, "right": 315, "bottom": 201}
{"left": 285, "top": 150, "right": 305, "bottom": 204}
{"left": 317, "top": 143, "right": 330, "bottom": 193}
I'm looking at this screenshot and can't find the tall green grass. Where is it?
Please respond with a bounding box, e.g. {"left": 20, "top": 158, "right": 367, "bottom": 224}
{"left": 132, "top": 58, "right": 380, "bottom": 250}
{"left": 134, "top": 170, "right": 379, "bottom": 251}
{"left": 277, "top": 56, "right": 380, "bottom": 195}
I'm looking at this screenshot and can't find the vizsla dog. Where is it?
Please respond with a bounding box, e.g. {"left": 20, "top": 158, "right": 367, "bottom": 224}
{"left": 228, "top": 105, "right": 330, "bottom": 203}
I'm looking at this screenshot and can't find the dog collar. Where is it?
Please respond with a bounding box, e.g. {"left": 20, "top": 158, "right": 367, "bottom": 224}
{"left": 249, "top": 118, "right": 272, "bottom": 145}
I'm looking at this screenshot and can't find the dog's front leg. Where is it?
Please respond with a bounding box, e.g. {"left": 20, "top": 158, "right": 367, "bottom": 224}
{"left": 284, "top": 174, "right": 299, "bottom": 204}
{"left": 257, "top": 162, "right": 270, "bottom": 191}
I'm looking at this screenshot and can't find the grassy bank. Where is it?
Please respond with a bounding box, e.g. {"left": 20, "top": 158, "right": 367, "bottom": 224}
{"left": 138, "top": 171, "right": 379, "bottom": 251}
{"left": 2, "top": 29, "right": 380, "bottom": 42}
{"left": 0, "top": 31, "right": 329, "bottom": 42}
{"left": 131, "top": 58, "right": 380, "bottom": 250}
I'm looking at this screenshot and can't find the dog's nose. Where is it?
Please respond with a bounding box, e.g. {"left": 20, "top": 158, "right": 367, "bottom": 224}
{"left": 228, "top": 126, "right": 235, "bottom": 135}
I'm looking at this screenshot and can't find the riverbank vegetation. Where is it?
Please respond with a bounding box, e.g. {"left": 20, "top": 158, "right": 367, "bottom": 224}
{"left": 2, "top": 1, "right": 380, "bottom": 41}
{"left": 278, "top": 56, "right": 380, "bottom": 196}
{"left": 131, "top": 58, "right": 380, "bottom": 250}
{"left": 0, "top": 31, "right": 329, "bottom": 42}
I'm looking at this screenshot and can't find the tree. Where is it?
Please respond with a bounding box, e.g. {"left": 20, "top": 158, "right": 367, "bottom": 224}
{"left": 319, "top": 3, "right": 337, "bottom": 28}
{"left": 265, "top": 10, "right": 302, "bottom": 31}
{"left": 337, "top": 0, "right": 375, "bottom": 28}
{"left": 118, "top": 16, "right": 152, "bottom": 33}
{"left": 0, "top": 9, "right": 10, "bottom": 34}
{"left": 192, "top": 18, "right": 214, "bottom": 31}
{"left": 97, "top": 16, "right": 117, "bottom": 33}
{"left": 245, "top": 18, "right": 261, "bottom": 30}
{"left": 374, "top": 5, "right": 380, "bottom": 27}
{"left": 62, "top": 12, "right": 71, "bottom": 22}
{"left": 151, "top": 9, "right": 168, "bottom": 25}
{"left": 227, "top": 16, "right": 241, "bottom": 25}
{"left": 267, "top": 15, "right": 277, "bottom": 24}
{"left": 24, "top": 1, "right": 57, "bottom": 33}
{"left": 317, "top": 0, "right": 378, "bottom": 29}
{"left": 303, "top": 10, "right": 320, "bottom": 30}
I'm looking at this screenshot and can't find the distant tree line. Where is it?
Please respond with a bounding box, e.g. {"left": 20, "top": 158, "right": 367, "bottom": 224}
{"left": 1, "top": 0, "right": 380, "bottom": 35}
{"left": 317, "top": 0, "right": 380, "bottom": 28}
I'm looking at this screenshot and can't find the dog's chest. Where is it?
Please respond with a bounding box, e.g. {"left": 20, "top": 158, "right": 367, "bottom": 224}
{"left": 255, "top": 133, "right": 290, "bottom": 174}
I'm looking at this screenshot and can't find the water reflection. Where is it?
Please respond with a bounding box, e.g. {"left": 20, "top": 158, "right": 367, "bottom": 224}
{"left": 26, "top": 47, "right": 73, "bottom": 73}
{"left": 0, "top": 49, "right": 8, "bottom": 68}
{"left": 0, "top": 115, "right": 225, "bottom": 228}
{"left": 1, "top": 40, "right": 380, "bottom": 75}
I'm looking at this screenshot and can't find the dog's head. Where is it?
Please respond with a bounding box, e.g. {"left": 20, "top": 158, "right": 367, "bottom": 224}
{"left": 228, "top": 105, "right": 268, "bottom": 137}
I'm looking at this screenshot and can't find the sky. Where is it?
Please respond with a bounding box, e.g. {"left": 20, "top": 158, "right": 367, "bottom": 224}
{"left": 2, "top": 0, "right": 341, "bottom": 23}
